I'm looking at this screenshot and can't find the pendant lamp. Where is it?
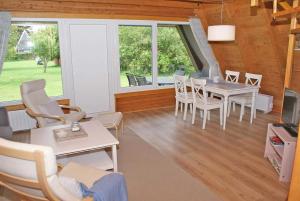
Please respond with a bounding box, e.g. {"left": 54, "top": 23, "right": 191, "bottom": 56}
{"left": 207, "top": 0, "right": 235, "bottom": 42}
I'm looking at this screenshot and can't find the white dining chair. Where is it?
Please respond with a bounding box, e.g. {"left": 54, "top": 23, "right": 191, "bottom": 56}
{"left": 212, "top": 70, "right": 240, "bottom": 100}
{"left": 227, "top": 73, "right": 262, "bottom": 122}
{"left": 225, "top": 70, "right": 240, "bottom": 83}
{"left": 191, "top": 78, "right": 224, "bottom": 129}
{"left": 174, "top": 75, "right": 193, "bottom": 121}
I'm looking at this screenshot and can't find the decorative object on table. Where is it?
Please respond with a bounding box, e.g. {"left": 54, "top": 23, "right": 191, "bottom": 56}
{"left": 213, "top": 76, "right": 220, "bottom": 83}
{"left": 53, "top": 126, "right": 87, "bottom": 142}
{"left": 71, "top": 121, "right": 81, "bottom": 132}
{"left": 207, "top": 0, "right": 236, "bottom": 42}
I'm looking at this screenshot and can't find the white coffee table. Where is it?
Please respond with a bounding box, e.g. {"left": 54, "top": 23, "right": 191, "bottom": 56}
{"left": 30, "top": 119, "right": 119, "bottom": 172}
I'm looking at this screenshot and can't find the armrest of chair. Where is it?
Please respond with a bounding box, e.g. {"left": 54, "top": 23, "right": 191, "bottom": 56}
{"left": 25, "top": 109, "right": 66, "bottom": 123}
{"left": 59, "top": 105, "right": 82, "bottom": 112}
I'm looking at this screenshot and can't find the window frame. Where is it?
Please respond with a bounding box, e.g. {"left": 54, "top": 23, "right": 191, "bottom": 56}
{"left": 116, "top": 21, "right": 190, "bottom": 93}
{"left": 0, "top": 18, "right": 191, "bottom": 105}
{"left": 0, "top": 18, "right": 65, "bottom": 106}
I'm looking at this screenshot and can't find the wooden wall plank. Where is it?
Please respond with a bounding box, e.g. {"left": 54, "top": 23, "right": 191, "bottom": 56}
{"left": 195, "top": 0, "right": 293, "bottom": 113}
{"left": 0, "top": 0, "right": 196, "bottom": 20}
{"left": 115, "top": 88, "right": 175, "bottom": 112}
{"left": 288, "top": 126, "right": 300, "bottom": 201}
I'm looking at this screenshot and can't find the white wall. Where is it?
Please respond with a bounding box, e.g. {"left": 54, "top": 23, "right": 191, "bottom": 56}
{"left": 59, "top": 20, "right": 117, "bottom": 115}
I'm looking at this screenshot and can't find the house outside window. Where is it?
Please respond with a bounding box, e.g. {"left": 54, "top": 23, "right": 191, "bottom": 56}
{"left": 0, "top": 22, "right": 63, "bottom": 102}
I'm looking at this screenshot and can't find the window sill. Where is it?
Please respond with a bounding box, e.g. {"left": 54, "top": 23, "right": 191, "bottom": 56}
{"left": 117, "top": 84, "right": 174, "bottom": 93}
{"left": 0, "top": 96, "right": 67, "bottom": 111}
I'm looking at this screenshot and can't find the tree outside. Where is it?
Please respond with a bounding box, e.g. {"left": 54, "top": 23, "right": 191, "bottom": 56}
{"left": 119, "top": 26, "right": 152, "bottom": 76}
{"left": 119, "top": 25, "right": 196, "bottom": 87}
{"left": 32, "top": 26, "right": 60, "bottom": 73}
{"left": 157, "top": 26, "right": 195, "bottom": 76}
{"left": 0, "top": 23, "right": 62, "bottom": 102}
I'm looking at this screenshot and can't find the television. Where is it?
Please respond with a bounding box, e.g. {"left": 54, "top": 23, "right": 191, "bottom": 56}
{"left": 281, "top": 88, "right": 300, "bottom": 137}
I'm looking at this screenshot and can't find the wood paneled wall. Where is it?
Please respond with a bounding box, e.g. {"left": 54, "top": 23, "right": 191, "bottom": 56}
{"left": 290, "top": 51, "right": 300, "bottom": 93}
{"left": 115, "top": 89, "right": 175, "bottom": 112}
{"left": 195, "top": 0, "right": 295, "bottom": 113}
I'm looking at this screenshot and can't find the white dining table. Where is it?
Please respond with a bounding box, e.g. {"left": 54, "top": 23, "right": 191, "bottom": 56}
{"left": 187, "top": 79, "right": 259, "bottom": 130}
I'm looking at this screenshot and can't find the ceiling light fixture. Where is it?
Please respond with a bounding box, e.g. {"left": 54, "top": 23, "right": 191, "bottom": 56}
{"left": 207, "top": 0, "right": 236, "bottom": 41}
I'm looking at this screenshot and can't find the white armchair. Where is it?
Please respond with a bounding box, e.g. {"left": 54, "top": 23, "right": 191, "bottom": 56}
{"left": 0, "top": 138, "right": 115, "bottom": 201}
{"left": 20, "top": 79, "right": 86, "bottom": 128}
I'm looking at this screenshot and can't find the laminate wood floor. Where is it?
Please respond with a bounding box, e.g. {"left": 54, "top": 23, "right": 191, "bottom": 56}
{"left": 124, "top": 107, "right": 289, "bottom": 201}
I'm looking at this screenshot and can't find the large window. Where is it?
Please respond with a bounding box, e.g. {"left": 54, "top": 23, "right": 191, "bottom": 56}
{"left": 157, "top": 25, "right": 194, "bottom": 86}
{"left": 0, "top": 22, "right": 63, "bottom": 102}
{"left": 119, "top": 25, "right": 152, "bottom": 87}
{"left": 118, "top": 23, "right": 197, "bottom": 89}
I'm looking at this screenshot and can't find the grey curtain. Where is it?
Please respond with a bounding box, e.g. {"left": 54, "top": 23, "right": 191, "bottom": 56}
{"left": 178, "top": 17, "right": 222, "bottom": 79}
{"left": 0, "top": 12, "right": 11, "bottom": 75}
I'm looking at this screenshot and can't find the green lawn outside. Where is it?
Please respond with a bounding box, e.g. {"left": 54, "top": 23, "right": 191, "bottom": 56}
{"left": 0, "top": 60, "right": 63, "bottom": 102}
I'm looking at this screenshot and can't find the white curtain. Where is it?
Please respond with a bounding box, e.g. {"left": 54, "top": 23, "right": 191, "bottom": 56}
{"left": 0, "top": 12, "right": 11, "bottom": 75}
{"left": 189, "top": 17, "right": 223, "bottom": 79}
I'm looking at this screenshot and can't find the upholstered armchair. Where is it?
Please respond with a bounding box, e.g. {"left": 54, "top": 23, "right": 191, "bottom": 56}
{"left": 0, "top": 138, "right": 116, "bottom": 201}
{"left": 20, "top": 79, "right": 86, "bottom": 128}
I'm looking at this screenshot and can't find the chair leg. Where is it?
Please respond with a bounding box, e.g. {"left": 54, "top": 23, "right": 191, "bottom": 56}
{"left": 220, "top": 105, "right": 223, "bottom": 126}
{"left": 180, "top": 102, "right": 183, "bottom": 112}
{"left": 254, "top": 106, "right": 257, "bottom": 119}
{"left": 189, "top": 103, "right": 193, "bottom": 114}
{"left": 121, "top": 120, "right": 124, "bottom": 135}
{"left": 175, "top": 100, "right": 179, "bottom": 116}
{"left": 183, "top": 103, "right": 188, "bottom": 120}
{"left": 239, "top": 103, "right": 245, "bottom": 122}
{"left": 227, "top": 100, "right": 232, "bottom": 117}
{"left": 202, "top": 110, "right": 207, "bottom": 129}
{"left": 192, "top": 105, "right": 196, "bottom": 124}
{"left": 115, "top": 126, "right": 119, "bottom": 140}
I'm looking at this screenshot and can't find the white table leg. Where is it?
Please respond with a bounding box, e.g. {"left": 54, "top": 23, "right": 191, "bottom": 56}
{"left": 112, "top": 144, "right": 118, "bottom": 172}
{"left": 250, "top": 91, "right": 256, "bottom": 124}
{"left": 223, "top": 96, "right": 228, "bottom": 130}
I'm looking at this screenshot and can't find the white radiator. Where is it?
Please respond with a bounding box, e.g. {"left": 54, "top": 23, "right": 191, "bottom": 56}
{"left": 8, "top": 110, "right": 37, "bottom": 131}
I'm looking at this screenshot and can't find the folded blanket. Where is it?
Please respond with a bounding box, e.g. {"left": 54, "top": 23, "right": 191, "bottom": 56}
{"left": 80, "top": 173, "right": 128, "bottom": 201}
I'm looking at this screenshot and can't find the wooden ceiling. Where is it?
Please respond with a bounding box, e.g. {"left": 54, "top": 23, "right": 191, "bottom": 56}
{"left": 0, "top": 0, "right": 202, "bottom": 20}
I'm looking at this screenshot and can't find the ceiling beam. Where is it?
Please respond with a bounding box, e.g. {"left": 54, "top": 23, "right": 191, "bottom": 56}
{"left": 272, "top": 5, "right": 300, "bottom": 18}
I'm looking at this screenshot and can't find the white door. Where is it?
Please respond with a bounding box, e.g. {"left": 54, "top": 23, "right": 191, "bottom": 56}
{"left": 69, "top": 24, "right": 110, "bottom": 114}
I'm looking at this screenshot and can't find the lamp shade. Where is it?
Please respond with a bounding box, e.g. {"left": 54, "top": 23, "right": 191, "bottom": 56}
{"left": 207, "top": 25, "right": 236, "bottom": 41}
